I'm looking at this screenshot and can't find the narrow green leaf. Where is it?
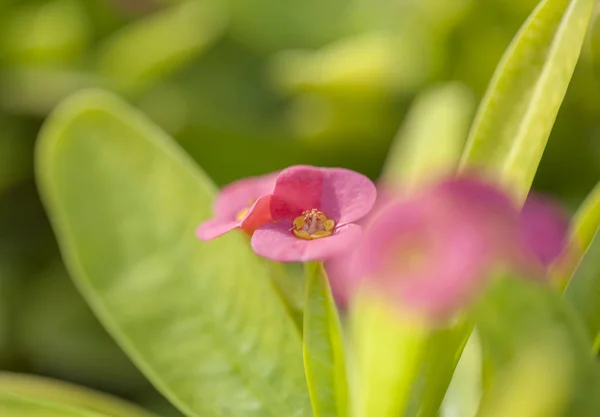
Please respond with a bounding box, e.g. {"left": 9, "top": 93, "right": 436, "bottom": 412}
{"left": 303, "top": 263, "right": 347, "bottom": 417}
{"left": 407, "top": 321, "right": 472, "bottom": 417}
{"left": 382, "top": 82, "right": 474, "bottom": 192}
{"left": 551, "top": 180, "right": 600, "bottom": 285}
{"left": 0, "top": 391, "right": 104, "bottom": 417}
{"left": 474, "top": 278, "right": 600, "bottom": 416}
{"left": 460, "top": 0, "right": 595, "bottom": 204}
{"left": 0, "top": 372, "right": 156, "bottom": 417}
{"left": 36, "top": 89, "right": 311, "bottom": 417}
{"left": 349, "top": 295, "right": 428, "bottom": 417}
{"left": 564, "top": 229, "right": 600, "bottom": 349}
{"left": 570, "top": 181, "right": 600, "bottom": 250}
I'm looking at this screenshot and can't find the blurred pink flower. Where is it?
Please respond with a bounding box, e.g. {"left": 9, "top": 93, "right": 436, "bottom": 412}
{"left": 326, "top": 177, "right": 569, "bottom": 320}
{"left": 196, "top": 172, "right": 278, "bottom": 240}
{"left": 518, "top": 193, "right": 569, "bottom": 267}
{"left": 251, "top": 165, "right": 377, "bottom": 262}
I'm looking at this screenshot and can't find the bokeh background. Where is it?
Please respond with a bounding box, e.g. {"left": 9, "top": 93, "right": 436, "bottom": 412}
{"left": 1, "top": 0, "right": 599, "bottom": 414}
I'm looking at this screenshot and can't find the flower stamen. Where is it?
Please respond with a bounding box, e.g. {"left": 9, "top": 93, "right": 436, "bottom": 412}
{"left": 292, "top": 209, "right": 335, "bottom": 240}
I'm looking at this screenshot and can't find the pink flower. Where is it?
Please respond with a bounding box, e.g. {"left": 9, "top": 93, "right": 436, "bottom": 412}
{"left": 518, "top": 193, "right": 569, "bottom": 267}
{"left": 250, "top": 165, "right": 377, "bottom": 262}
{"left": 196, "top": 172, "right": 278, "bottom": 240}
{"left": 326, "top": 177, "right": 568, "bottom": 320}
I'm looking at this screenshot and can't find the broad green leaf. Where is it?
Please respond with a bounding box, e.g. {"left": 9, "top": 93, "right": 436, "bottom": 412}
{"left": 96, "top": 0, "right": 225, "bottom": 92}
{"left": 564, "top": 229, "right": 600, "bottom": 349}
{"left": 459, "top": 0, "right": 595, "bottom": 204}
{"left": 407, "top": 321, "right": 472, "bottom": 417}
{"left": 382, "top": 82, "right": 474, "bottom": 192}
{"left": 473, "top": 278, "right": 600, "bottom": 416}
{"left": 349, "top": 295, "right": 427, "bottom": 417}
{"left": 36, "top": 89, "right": 311, "bottom": 417}
{"left": 303, "top": 263, "right": 347, "bottom": 417}
{"left": 0, "top": 372, "right": 156, "bottom": 417}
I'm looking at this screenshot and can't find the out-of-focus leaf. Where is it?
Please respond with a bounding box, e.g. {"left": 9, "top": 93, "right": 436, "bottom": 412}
{"left": 568, "top": 180, "right": 600, "bottom": 252}
{"left": 36, "top": 89, "right": 311, "bottom": 417}
{"left": 382, "top": 82, "right": 474, "bottom": 192}
{"left": 15, "top": 262, "right": 146, "bottom": 391}
{"left": 96, "top": 0, "right": 225, "bottom": 93}
{"left": 551, "top": 180, "right": 600, "bottom": 284}
{"left": 0, "top": 117, "right": 34, "bottom": 194}
{"left": 0, "top": 68, "right": 102, "bottom": 116}
{"left": 440, "top": 331, "right": 482, "bottom": 417}
{"left": 460, "top": 0, "right": 594, "bottom": 204}
{"left": 0, "top": 372, "right": 156, "bottom": 417}
{"left": 473, "top": 277, "right": 600, "bottom": 416}
{"left": 0, "top": 391, "right": 103, "bottom": 417}
{"left": 0, "top": 0, "right": 90, "bottom": 67}
{"left": 349, "top": 295, "right": 427, "bottom": 417}
{"left": 406, "top": 321, "right": 472, "bottom": 417}
{"left": 564, "top": 229, "right": 600, "bottom": 349}
{"left": 303, "top": 263, "right": 347, "bottom": 417}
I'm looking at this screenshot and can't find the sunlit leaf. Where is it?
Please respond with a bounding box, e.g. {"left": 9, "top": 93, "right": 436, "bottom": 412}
{"left": 36, "top": 89, "right": 311, "bottom": 417}
{"left": 551, "top": 180, "right": 600, "bottom": 284}
{"left": 383, "top": 83, "right": 474, "bottom": 192}
{"left": 406, "top": 321, "right": 472, "bottom": 417}
{"left": 460, "top": 0, "right": 595, "bottom": 204}
{"left": 303, "top": 263, "right": 347, "bottom": 417}
{"left": 349, "top": 295, "right": 427, "bottom": 417}
{"left": 0, "top": 372, "right": 155, "bottom": 417}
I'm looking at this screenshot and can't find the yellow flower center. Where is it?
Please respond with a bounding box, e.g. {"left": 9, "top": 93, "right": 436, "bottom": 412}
{"left": 235, "top": 199, "right": 256, "bottom": 221}
{"left": 292, "top": 209, "right": 335, "bottom": 240}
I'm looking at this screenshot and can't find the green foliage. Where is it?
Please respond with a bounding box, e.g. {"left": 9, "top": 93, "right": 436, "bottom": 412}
{"left": 460, "top": 0, "right": 595, "bottom": 204}
{"left": 0, "top": 372, "right": 156, "bottom": 417}
{"left": 303, "top": 263, "right": 347, "bottom": 417}
{"left": 473, "top": 277, "right": 600, "bottom": 416}
{"left": 36, "top": 89, "right": 311, "bottom": 417}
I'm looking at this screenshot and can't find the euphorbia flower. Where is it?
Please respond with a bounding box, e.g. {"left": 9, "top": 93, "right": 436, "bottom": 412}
{"left": 326, "top": 176, "right": 568, "bottom": 320}
{"left": 251, "top": 165, "right": 377, "bottom": 262}
{"left": 196, "top": 172, "right": 278, "bottom": 240}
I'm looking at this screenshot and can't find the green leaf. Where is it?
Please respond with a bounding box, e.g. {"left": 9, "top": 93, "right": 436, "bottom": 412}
{"left": 96, "top": 0, "right": 225, "bottom": 93}
{"left": 303, "top": 263, "right": 347, "bottom": 417}
{"left": 382, "top": 82, "right": 474, "bottom": 192}
{"left": 570, "top": 181, "right": 600, "bottom": 251}
{"left": 406, "top": 321, "right": 472, "bottom": 417}
{"left": 551, "top": 180, "right": 600, "bottom": 285}
{"left": 459, "top": 0, "right": 595, "bottom": 204}
{"left": 0, "top": 391, "right": 103, "bottom": 417}
{"left": 564, "top": 229, "right": 600, "bottom": 350}
{"left": 473, "top": 278, "right": 600, "bottom": 417}
{"left": 349, "top": 295, "right": 428, "bottom": 417}
{"left": 0, "top": 372, "right": 156, "bottom": 417}
{"left": 35, "top": 89, "right": 311, "bottom": 417}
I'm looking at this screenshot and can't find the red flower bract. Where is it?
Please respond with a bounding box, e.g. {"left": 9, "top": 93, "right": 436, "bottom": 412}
{"left": 196, "top": 172, "right": 278, "bottom": 240}
{"left": 251, "top": 165, "right": 377, "bottom": 262}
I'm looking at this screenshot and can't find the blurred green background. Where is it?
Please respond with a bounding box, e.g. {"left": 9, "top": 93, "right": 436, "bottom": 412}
{"left": 1, "top": 0, "right": 599, "bottom": 414}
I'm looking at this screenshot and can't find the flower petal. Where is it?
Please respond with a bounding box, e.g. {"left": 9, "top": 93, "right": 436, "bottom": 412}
{"left": 240, "top": 195, "right": 273, "bottom": 234}
{"left": 196, "top": 219, "right": 241, "bottom": 241}
{"left": 213, "top": 172, "right": 278, "bottom": 220}
{"left": 320, "top": 168, "right": 377, "bottom": 225}
{"left": 270, "top": 166, "right": 323, "bottom": 220}
{"left": 519, "top": 193, "right": 569, "bottom": 266}
{"left": 251, "top": 222, "right": 362, "bottom": 262}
